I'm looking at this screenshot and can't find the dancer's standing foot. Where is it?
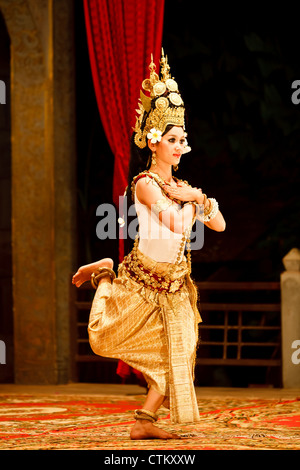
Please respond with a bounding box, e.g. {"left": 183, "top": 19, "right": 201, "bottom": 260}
{"left": 130, "top": 420, "right": 181, "bottom": 440}
{"left": 130, "top": 387, "right": 181, "bottom": 440}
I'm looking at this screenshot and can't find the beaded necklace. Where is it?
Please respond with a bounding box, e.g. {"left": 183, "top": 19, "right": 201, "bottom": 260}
{"left": 131, "top": 170, "right": 186, "bottom": 206}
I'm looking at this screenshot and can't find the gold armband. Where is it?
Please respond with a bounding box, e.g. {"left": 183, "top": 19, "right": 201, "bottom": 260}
{"left": 152, "top": 198, "right": 172, "bottom": 215}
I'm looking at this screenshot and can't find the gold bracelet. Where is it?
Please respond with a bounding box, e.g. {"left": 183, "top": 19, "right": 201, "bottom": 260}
{"left": 91, "top": 273, "right": 114, "bottom": 289}
{"left": 204, "top": 198, "right": 212, "bottom": 216}
{"left": 203, "top": 198, "right": 219, "bottom": 221}
{"left": 134, "top": 409, "right": 158, "bottom": 422}
{"left": 90, "top": 267, "right": 116, "bottom": 289}
{"left": 184, "top": 201, "right": 197, "bottom": 207}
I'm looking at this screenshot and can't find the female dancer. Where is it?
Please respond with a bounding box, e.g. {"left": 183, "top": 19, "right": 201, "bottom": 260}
{"left": 72, "top": 52, "right": 225, "bottom": 439}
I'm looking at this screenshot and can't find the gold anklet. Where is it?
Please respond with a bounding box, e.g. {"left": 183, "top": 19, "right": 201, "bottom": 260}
{"left": 91, "top": 267, "right": 116, "bottom": 289}
{"left": 134, "top": 409, "right": 158, "bottom": 423}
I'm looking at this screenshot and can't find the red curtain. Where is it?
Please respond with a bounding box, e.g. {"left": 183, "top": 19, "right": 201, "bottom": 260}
{"left": 83, "top": 0, "right": 165, "bottom": 257}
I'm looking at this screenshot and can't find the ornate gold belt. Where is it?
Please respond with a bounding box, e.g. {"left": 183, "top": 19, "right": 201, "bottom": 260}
{"left": 120, "top": 249, "right": 186, "bottom": 294}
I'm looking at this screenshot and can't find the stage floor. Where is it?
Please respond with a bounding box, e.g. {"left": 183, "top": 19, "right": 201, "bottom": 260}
{"left": 0, "top": 384, "right": 299, "bottom": 450}
{"left": 0, "top": 382, "right": 299, "bottom": 399}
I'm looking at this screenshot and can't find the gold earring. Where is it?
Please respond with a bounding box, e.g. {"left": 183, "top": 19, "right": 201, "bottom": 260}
{"left": 173, "top": 164, "right": 178, "bottom": 171}
{"left": 152, "top": 151, "right": 157, "bottom": 166}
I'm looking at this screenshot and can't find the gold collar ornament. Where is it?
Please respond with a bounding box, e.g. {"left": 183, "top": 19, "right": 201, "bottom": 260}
{"left": 133, "top": 50, "right": 186, "bottom": 149}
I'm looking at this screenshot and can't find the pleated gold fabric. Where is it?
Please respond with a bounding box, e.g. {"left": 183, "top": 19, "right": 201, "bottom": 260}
{"left": 88, "top": 249, "right": 202, "bottom": 424}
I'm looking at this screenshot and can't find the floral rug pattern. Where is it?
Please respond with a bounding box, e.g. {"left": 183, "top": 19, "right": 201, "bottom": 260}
{"left": 0, "top": 394, "right": 299, "bottom": 450}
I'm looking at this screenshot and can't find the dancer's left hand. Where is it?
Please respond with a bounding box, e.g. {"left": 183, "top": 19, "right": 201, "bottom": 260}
{"left": 163, "top": 183, "right": 204, "bottom": 203}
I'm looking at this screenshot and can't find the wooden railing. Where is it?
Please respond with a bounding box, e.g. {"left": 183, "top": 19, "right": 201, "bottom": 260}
{"left": 69, "top": 280, "right": 105, "bottom": 381}
{"left": 195, "top": 282, "right": 281, "bottom": 367}
{"left": 70, "top": 280, "right": 281, "bottom": 381}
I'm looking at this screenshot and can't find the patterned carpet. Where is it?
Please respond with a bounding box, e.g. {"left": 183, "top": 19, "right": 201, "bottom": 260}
{"left": 0, "top": 393, "right": 299, "bottom": 450}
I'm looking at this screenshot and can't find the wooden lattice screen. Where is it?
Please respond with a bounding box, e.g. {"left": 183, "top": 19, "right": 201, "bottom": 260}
{"left": 70, "top": 280, "right": 281, "bottom": 381}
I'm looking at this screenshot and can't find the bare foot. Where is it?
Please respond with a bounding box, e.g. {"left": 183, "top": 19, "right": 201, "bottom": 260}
{"left": 130, "top": 420, "right": 181, "bottom": 440}
{"left": 72, "top": 258, "right": 114, "bottom": 287}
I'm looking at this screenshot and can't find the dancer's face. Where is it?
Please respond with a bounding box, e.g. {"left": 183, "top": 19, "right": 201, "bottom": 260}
{"left": 150, "top": 126, "right": 186, "bottom": 167}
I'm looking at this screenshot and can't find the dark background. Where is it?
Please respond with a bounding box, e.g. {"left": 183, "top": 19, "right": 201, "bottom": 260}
{"left": 74, "top": 2, "right": 300, "bottom": 284}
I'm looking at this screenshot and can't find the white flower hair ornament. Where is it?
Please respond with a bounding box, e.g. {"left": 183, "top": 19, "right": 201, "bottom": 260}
{"left": 147, "top": 128, "right": 162, "bottom": 144}
{"left": 183, "top": 134, "right": 191, "bottom": 154}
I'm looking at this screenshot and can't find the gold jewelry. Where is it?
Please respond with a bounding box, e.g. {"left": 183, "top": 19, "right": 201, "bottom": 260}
{"left": 204, "top": 198, "right": 212, "bottom": 216}
{"left": 152, "top": 151, "right": 157, "bottom": 166}
{"left": 134, "top": 409, "right": 158, "bottom": 422}
{"left": 131, "top": 170, "right": 184, "bottom": 205}
{"left": 121, "top": 237, "right": 186, "bottom": 294}
{"left": 130, "top": 170, "right": 196, "bottom": 274}
{"left": 203, "top": 198, "right": 219, "bottom": 221}
{"left": 173, "top": 164, "right": 178, "bottom": 171}
{"left": 90, "top": 267, "right": 116, "bottom": 289}
{"left": 134, "top": 49, "right": 185, "bottom": 149}
{"left": 152, "top": 198, "right": 172, "bottom": 215}
{"left": 195, "top": 198, "right": 219, "bottom": 222}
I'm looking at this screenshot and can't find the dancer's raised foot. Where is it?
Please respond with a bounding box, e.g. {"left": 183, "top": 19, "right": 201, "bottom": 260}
{"left": 72, "top": 258, "right": 114, "bottom": 287}
{"left": 130, "top": 420, "right": 181, "bottom": 440}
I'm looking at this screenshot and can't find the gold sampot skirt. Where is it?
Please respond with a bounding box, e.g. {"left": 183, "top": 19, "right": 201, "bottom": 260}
{"left": 88, "top": 249, "right": 202, "bottom": 424}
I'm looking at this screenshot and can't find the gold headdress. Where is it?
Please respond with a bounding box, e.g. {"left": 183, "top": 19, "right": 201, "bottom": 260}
{"left": 133, "top": 49, "right": 185, "bottom": 149}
